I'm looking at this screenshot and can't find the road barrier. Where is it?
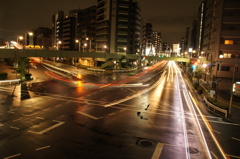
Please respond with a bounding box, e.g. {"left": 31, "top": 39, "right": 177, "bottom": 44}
{"left": 87, "top": 68, "right": 105, "bottom": 72}
{"left": 0, "top": 79, "right": 20, "bottom": 85}
{"left": 203, "top": 95, "right": 228, "bottom": 118}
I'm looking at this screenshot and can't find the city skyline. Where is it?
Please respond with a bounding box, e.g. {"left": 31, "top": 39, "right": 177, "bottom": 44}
{"left": 1, "top": 0, "right": 202, "bottom": 43}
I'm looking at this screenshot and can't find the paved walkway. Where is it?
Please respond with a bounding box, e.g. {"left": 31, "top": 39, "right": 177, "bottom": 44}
{"left": 200, "top": 80, "right": 240, "bottom": 124}
{"left": 0, "top": 60, "right": 20, "bottom": 80}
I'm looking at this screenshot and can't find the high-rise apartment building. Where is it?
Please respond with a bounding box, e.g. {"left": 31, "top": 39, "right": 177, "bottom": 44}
{"left": 52, "top": 11, "right": 64, "bottom": 50}
{"left": 152, "top": 31, "right": 162, "bottom": 55}
{"left": 62, "top": 16, "right": 76, "bottom": 50}
{"left": 202, "top": 0, "right": 240, "bottom": 91}
{"left": 70, "top": 6, "right": 97, "bottom": 51}
{"left": 96, "top": 0, "right": 141, "bottom": 54}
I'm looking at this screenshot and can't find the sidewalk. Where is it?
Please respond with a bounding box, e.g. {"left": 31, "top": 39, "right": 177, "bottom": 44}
{"left": 200, "top": 80, "right": 240, "bottom": 124}
{"left": 0, "top": 60, "right": 19, "bottom": 80}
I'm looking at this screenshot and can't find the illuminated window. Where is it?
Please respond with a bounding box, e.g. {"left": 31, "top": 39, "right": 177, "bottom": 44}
{"left": 223, "top": 53, "right": 232, "bottom": 58}
{"left": 224, "top": 40, "right": 234, "bottom": 44}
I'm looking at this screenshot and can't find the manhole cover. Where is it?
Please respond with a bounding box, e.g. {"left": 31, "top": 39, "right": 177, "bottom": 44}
{"left": 188, "top": 147, "right": 199, "bottom": 154}
{"left": 137, "top": 139, "right": 154, "bottom": 147}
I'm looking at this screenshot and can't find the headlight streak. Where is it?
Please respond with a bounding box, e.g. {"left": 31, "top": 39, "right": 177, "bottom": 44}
{"left": 188, "top": 92, "right": 228, "bottom": 159}
{"left": 171, "top": 61, "right": 227, "bottom": 159}
{"left": 103, "top": 71, "right": 167, "bottom": 107}
{"left": 182, "top": 90, "right": 212, "bottom": 159}
{"left": 171, "top": 61, "right": 212, "bottom": 159}
{"left": 167, "top": 61, "right": 174, "bottom": 82}
{"left": 173, "top": 62, "right": 190, "bottom": 159}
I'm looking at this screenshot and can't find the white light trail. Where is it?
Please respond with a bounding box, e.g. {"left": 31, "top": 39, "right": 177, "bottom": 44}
{"left": 171, "top": 61, "right": 227, "bottom": 159}
{"left": 173, "top": 61, "right": 190, "bottom": 159}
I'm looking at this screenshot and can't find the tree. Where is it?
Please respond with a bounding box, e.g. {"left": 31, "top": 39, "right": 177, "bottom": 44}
{"left": 194, "top": 67, "right": 203, "bottom": 87}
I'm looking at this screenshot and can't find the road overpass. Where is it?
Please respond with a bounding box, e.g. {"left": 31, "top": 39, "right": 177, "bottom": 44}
{"left": 0, "top": 49, "right": 190, "bottom": 62}
{"left": 0, "top": 49, "right": 189, "bottom": 81}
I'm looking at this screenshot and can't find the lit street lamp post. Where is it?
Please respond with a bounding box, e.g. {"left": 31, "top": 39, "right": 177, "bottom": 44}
{"left": 17, "top": 36, "right": 23, "bottom": 43}
{"left": 124, "top": 47, "right": 127, "bottom": 54}
{"left": 86, "top": 38, "right": 91, "bottom": 51}
{"left": 84, "top": 43, "right": 87, "bottom": 51}
{"left": 76, "top": 40, "right": 81, "bottom": 51}
{"left": 104, "top": 45, "right": 107, "bottom": 53}
{"left": 215, "top": 55, "right": 223, "bottom": 102}
{"left": 57, "top": 41, "right": 62, "bottom": 50}
{"left": 229, "top": 55, "right": 238, "bottom": 118}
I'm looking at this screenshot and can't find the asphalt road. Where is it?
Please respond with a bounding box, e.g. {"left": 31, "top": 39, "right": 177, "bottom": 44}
{"left": 0, "top": 60, "right": 240, "bottom": 159}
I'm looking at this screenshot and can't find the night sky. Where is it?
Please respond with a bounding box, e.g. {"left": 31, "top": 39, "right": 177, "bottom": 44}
{"left": 1, "top": 0, "right": 202, "bottom": 43}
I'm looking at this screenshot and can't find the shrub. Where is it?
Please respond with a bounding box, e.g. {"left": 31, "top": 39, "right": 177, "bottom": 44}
{"left": 197, "top": 87, "right": 203, "bottom": 94}
{"left": 0, "top": 72, "right": 8, "bottom": 80}
{"left": 25, "top": 73, "right": 33, "bottom": 80}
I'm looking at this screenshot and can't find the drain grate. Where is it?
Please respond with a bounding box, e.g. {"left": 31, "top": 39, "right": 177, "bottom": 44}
{"left": 189, "top": 147, "right": 199, "bottom": 154}
{"left": 137, "top": 139, "right": 154, "bottom": 148}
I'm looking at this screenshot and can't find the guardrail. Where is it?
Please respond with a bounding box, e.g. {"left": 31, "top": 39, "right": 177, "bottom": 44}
{"left": 203, "top": 95, "right": 228, "bottom": 118}
{"left": 0, "top": 79, "right": 21, "bottom": 85}
{"left": 113, "top": 68, "right": 137, "bottom": 73}
{"left": 42, "top": 62, "right": 72, "bottom": 75}
{"left": 87, "top": 68, "right": 105, "bottom": 72}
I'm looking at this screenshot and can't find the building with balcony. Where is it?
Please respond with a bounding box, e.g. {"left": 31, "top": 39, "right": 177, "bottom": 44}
{"left": 96, "top": 0, "right": 141, "bottom": 55}
{"left": 52, "top": 11, "right": 64, "bottom": 50}
{"left": 202, "top": 0, "right": 240, "bottom": 91}
{"left": 70, "top": 6, "right": 97, "bottom": 52}
{"left": 62, "top": 16, "right": 76, "bottom": 50}
{"left": 152, "top": 31, "right": 162, "bottom": 55}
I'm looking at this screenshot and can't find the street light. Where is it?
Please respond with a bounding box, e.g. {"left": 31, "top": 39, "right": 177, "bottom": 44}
{"left": 215, "top": 54, "right": 223, "bottom": 102}
{"left": 75, "top": 39, "right": 81, "bottom": 51}
{"left": 28, "top": 32, "right": 33, "bottom": 36}
{"left": 84, "top": 43, "right": 87, "bottom": 51}
{"left": 86, "top": 38, "right": 91, "bottom": 52}
{"left": 124, "top": 47, "right": 127, "bottom": 54}
{"left": 104, "top": 45, "right": 107, "bottom": 53}
{"left": 17, "top": 36, "right": 23, "bottom": 43}
{"left": 229, "top": 55, "right": 238, "bottom": 118}
{"left": 57, "top": 41, "right": 62, "bottom": 50}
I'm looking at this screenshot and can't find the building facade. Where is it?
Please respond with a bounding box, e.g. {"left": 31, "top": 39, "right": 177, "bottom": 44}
{"left": 62, "top": 16, "right": 76, "bottom": 50}
{"left": 52, "top": 11, "right": 64, "bottom": 50}
{"left": 202, "top": 0, "right": 240, "bottom": 91}
{"left": 96, "top": 0, "right": 141, "bottom": 54}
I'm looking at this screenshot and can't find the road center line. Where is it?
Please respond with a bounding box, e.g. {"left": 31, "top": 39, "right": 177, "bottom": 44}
{"left": 210, "top": 151, "right": 218, "bottom": 159}
{"left": 3, "top": 153, "right": 21, "bottom": 159}
{"left": 151, "top": 143, "right": 164, "bottom": 159}
{"left": 10, "top": 126, "right": 20, "bottom": 130}
{"left": 35, "top": 145, "right": 51, "bottom": 151}
{"left": 231, "top": 137, "right": 240, "bottom": 142}
{"left": 77, "top": 111, "right": 102, "bottom": 120}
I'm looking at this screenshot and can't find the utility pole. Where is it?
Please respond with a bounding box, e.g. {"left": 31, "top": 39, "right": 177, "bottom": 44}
{"left": 208, "top": 53, "right": 213, "bottom": 92}
{"left": 229, "top": 55, "right": 238, "bottom": 118}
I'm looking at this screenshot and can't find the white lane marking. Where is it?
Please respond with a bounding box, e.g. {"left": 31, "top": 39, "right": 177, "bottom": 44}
{"left": 227, "top": 154, "right": 240, "bottom": 159}
{"left": 36, "top": 117, "right": 45, "bottom": 120}
{"left": 211, "top": 151, "right": 218, "bottom": 159}
{"left": 207, "top": 120, "right": 240, "bottom": 126}
{"left": 3, "top": 153, "right": 21, "bottom": 159}
{"left": 213, "top": 130, "right": 221, "bottom": 134}
{"left": 9, "top": 126, "right": 20, "bottom": 130}
{"left": 104, "top": 71, "right": 166, "bottom": 107}
{"left": 35, "top": 145, "right": 51, "bottom": 151}
{"left": 0, "top": 123, "right": 4, "bottom": 127}
{"left": 77, "top": 111, "right": 102, "bottom": 120}
{"left": 231, "top": 137, "right": 240, "bottom": 142}
{"left": 28, "top": 120, "right": 65, "bottom": 135}
{"left": 109, "top": 113, "right": 115, "bottom": 116}
{"left": 151, "top": 143, "right": 164, "bottom": 159}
